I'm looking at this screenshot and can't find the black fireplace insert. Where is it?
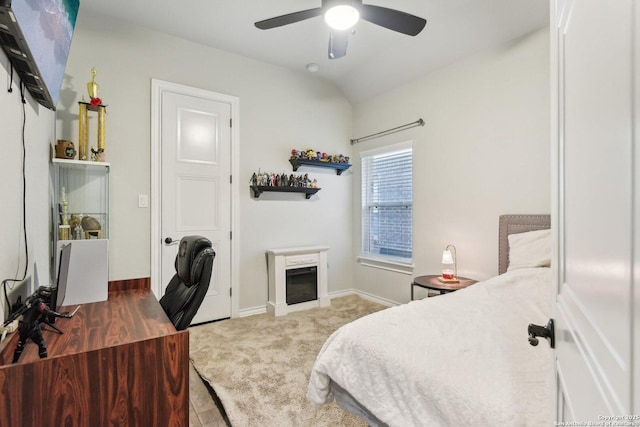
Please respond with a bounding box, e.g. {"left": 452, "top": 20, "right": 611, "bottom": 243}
{"left": 286, "top": 266, "right": 318, "bottom": 305}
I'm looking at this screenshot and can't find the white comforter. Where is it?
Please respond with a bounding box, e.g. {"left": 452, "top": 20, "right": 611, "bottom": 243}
{"left": 307, "top": 267, "right": 553, "bottom": 426}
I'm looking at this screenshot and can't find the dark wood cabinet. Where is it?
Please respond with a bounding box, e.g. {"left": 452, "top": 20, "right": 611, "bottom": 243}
{"left": 0, "top": 289, "right": 188, "bottom": 426}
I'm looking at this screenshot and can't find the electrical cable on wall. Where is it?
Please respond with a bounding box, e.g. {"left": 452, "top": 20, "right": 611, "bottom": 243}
{"left": 2, "top": 80, "right": 29, "bottom": 322}
{"left": 7, "top": 64, "right": 13, "bottom": 93}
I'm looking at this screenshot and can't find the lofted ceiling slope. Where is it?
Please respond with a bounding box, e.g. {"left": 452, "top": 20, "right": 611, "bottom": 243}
{"left": 79, "top": 0, "right": 549, "bottom": 103}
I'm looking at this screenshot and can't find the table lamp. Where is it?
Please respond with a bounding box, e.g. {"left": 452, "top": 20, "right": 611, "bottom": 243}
{"left": 441, "top": 244, "right": 457, "bottom": 282}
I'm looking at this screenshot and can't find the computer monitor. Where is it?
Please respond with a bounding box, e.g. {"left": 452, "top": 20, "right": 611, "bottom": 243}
{"left": 54, "top": 242, "right": 72, "bottom": 311}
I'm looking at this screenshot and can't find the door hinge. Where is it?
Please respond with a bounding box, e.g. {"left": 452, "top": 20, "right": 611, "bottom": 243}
{"left": 229, "top": 118, "right": 232, "bottom": 127}
{"left": 230, "top": 175, "right": 233, "bottom": 184}
{"left": 230, "top": 231, "right": 232, "bottom": 240}
{"left": 230, "top": 288, "right": 232, "bottom": 297}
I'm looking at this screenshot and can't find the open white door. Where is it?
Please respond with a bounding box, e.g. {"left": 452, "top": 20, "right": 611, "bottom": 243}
{"left": 550, "top": 0, "right": 638, "bottom": 421}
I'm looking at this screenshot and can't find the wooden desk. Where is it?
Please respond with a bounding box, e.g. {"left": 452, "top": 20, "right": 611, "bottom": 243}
{"left": 0, "top": 289, "right": 189, "bottom": 426}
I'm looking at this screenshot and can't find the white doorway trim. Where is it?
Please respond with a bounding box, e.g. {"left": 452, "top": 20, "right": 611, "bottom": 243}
{"left": 150, "top": 79, "right": 240, "bottom": 318}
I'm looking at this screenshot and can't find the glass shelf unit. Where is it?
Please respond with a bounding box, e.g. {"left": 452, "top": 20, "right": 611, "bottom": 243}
{"left": 52, "top": 158, "right": 110, "bottom": 246}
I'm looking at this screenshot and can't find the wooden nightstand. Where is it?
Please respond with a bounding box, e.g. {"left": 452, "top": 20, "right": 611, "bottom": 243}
{"left": 410, "top": 275, "right": 478, "bottom": 300}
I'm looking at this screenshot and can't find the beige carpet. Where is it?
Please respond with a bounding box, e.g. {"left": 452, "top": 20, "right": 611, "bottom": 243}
{"left": 189, "top": 294, "right": 386, "bottom": 427}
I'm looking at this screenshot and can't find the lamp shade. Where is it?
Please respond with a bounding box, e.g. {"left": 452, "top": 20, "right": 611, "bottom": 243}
{"left": 324, "top": 5, "right": 360, "bottom": 30}
{"left": 442, "top": 250, "right": 454, "bottom": 265}
{"left": 441, "top": 244, "right": 457, "bottom": 280}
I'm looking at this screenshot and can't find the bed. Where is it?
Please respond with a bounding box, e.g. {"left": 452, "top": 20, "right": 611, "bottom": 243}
{"left": 307, "top": 214, "right": 553, "bottom": 426}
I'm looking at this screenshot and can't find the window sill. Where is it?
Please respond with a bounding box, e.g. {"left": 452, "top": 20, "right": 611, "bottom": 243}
{"left": 357, "top": 255, "right": 414, "bottom": 275}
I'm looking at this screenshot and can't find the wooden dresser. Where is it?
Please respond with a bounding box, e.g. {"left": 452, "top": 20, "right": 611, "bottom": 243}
{"left": 0, "top": 288, "right": 189, "bottom": 426}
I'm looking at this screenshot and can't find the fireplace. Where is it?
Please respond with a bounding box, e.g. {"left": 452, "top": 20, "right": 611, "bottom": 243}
{"left": 286, "top": 266, "right": 318, "bottom": 305}
{"left": 266, "top": 246, "right": 329, "bottom": 316}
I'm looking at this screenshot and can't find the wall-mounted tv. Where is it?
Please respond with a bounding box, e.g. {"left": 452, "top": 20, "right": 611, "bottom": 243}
{"left": 0, "top": 0, "right": 79, "bottom": 110}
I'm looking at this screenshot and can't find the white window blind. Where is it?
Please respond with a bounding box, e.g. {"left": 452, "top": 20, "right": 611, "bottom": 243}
{"left": 361, "top": 144, "right": 413, "bottom": 261}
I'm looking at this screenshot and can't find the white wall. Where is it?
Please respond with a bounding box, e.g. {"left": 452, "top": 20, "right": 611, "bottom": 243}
{"left": 351, "top": 28, "right": 550, "bottom": 304}
{"left": 58, "top": 12, "right": 353, "bottom": 311}
{"left": 0, "top": 12, "right": 550, "bottom": 320}
{"left": 0, "top": 52, "right": 54, "bottom": 322}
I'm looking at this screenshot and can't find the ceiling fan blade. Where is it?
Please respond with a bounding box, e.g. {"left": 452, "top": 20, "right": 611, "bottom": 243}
{"left": 255, "top": 8, "right": 323, "bottom": 30}
{"left": 360, "top": 5, "right": 426, "bottom": 36}
{"left": 328, "top": 30, "right": 349, "bottom": 59}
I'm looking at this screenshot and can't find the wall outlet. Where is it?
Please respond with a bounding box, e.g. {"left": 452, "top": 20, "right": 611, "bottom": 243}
{"left": 138, "top": 194, "right": 149, "bottom": 208}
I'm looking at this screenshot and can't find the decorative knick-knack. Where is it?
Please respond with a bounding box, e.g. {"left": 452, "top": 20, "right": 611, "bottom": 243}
{"left": 87, "top": 67, "right": 100, "bottom": 102}
{"left": 79, "top": 67, "right": 106, "bottom": 161}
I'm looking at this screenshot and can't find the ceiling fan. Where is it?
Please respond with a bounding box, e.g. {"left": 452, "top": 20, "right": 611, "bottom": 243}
{"left": 254, "top": 0, "right": 427, "bottom": 60}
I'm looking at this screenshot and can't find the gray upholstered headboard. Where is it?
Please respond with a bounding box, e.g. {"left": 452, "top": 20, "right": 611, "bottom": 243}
{"left": 498, "top": 214, "right": 551, "bottom": 275}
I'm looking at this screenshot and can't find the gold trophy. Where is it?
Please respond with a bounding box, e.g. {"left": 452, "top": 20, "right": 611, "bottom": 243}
{"left": 87, "top": 67, "right": 100, "bottom": 100}
{"left": 79, "top": 67, "right": 106, "bottom": 161}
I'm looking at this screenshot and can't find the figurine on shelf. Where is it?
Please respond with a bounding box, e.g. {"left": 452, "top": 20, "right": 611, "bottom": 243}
{"left": 61, "top": 187, "right": 69, "bottom": 226}
{"left": 69, "top": 214, "right": 82, "bottom": 239}
{"left": 289, "top": 149, "right": 351, "bottom": 165}
{"left": 309, "top": 178, "right": 318, "bottom": 188}
{"left": 55, "top": 139, "right": 76, "bottom": 159}
{"left": 250, "top": 170, "right": 318, "bottom": 189}
{"left": 91, "top": 147, "right": 105, "bottom": 162}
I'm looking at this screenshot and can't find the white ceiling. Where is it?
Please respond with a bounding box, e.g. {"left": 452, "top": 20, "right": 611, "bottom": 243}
{"left": 79, "top": 0, "right": 549, "bottom": 103}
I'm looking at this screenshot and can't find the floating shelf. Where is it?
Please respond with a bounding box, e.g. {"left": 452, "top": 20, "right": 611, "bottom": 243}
{"left": 250, "top": 185, "right": 320, "bottom": 199}
{"left": 289, "top": 159, "right": 351, "bottom": 175}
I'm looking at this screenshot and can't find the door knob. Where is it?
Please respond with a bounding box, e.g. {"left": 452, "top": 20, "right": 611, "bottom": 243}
{"left": 528, "top": 319, "right": 555, "bottom": 348}
{"left": 164, "top": 237, "right": 179, "bottom": 246}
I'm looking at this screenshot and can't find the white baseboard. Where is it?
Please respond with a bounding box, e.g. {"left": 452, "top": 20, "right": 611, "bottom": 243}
{"left": 238, "top": 290, "right": 399, "bottom": 318}
{"left": 329, "top": 289, "right": 399, "bottom": 307}
{"left": 239, "top": 305, "right": 267, "bottom": 317}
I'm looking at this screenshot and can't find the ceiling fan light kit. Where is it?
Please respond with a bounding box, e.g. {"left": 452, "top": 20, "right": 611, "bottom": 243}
{"left": 324, "top": 4, "right": 360, "bottom": 30}
{"left": 254, "top": 0, "right": 426, "bottom": 59}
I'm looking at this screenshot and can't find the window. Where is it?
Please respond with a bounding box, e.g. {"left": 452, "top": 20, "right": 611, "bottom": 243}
{"left": 361, "top": 142, "right": 413, "bottom": 263}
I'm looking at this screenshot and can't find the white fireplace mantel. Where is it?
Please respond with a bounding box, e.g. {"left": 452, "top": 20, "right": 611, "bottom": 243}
{"left": 266, "top": 246, "right": 329, "bottom": 316}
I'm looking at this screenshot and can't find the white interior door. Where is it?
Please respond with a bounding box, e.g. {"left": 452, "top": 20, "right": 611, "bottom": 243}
{"left": 160, "top": 87, "right": 232, "bottom": 324}
{"left": 551, "top": 0, "right": 637, "bottom": 421}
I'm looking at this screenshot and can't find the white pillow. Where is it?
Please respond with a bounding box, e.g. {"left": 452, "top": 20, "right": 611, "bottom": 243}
{"left": 507, "top": 228, "right": 551, "bottom": 271}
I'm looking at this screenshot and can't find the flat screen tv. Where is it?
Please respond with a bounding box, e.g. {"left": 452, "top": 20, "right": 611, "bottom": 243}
{"left": 0, "top": 0, "right": 79, "bottom": 110}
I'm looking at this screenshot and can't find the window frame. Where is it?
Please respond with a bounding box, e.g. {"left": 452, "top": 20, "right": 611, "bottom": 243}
{"left": 358, "top": 141, "right": 414, "bottom": 274}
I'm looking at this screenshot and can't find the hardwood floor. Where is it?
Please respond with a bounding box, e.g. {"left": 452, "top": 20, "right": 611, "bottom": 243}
{"left": 189, "top": 362, "right": 229, "bottom": 426}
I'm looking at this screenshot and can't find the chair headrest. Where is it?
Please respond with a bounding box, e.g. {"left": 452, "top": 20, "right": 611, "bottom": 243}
{"left": 175, "top": 236, "right": 214, "bottom": 286}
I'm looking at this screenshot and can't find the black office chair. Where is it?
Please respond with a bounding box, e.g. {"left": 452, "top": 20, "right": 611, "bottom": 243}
{"left": 159, "top": 236, "right": 215, "bottom": 330}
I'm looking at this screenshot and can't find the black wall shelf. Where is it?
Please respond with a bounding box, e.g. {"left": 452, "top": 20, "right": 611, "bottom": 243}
{"left": 289, "top": 159, "right": 351, "bottom": 175}
{"left": 250, "top": 185, "right": 321, "bottom": 199}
